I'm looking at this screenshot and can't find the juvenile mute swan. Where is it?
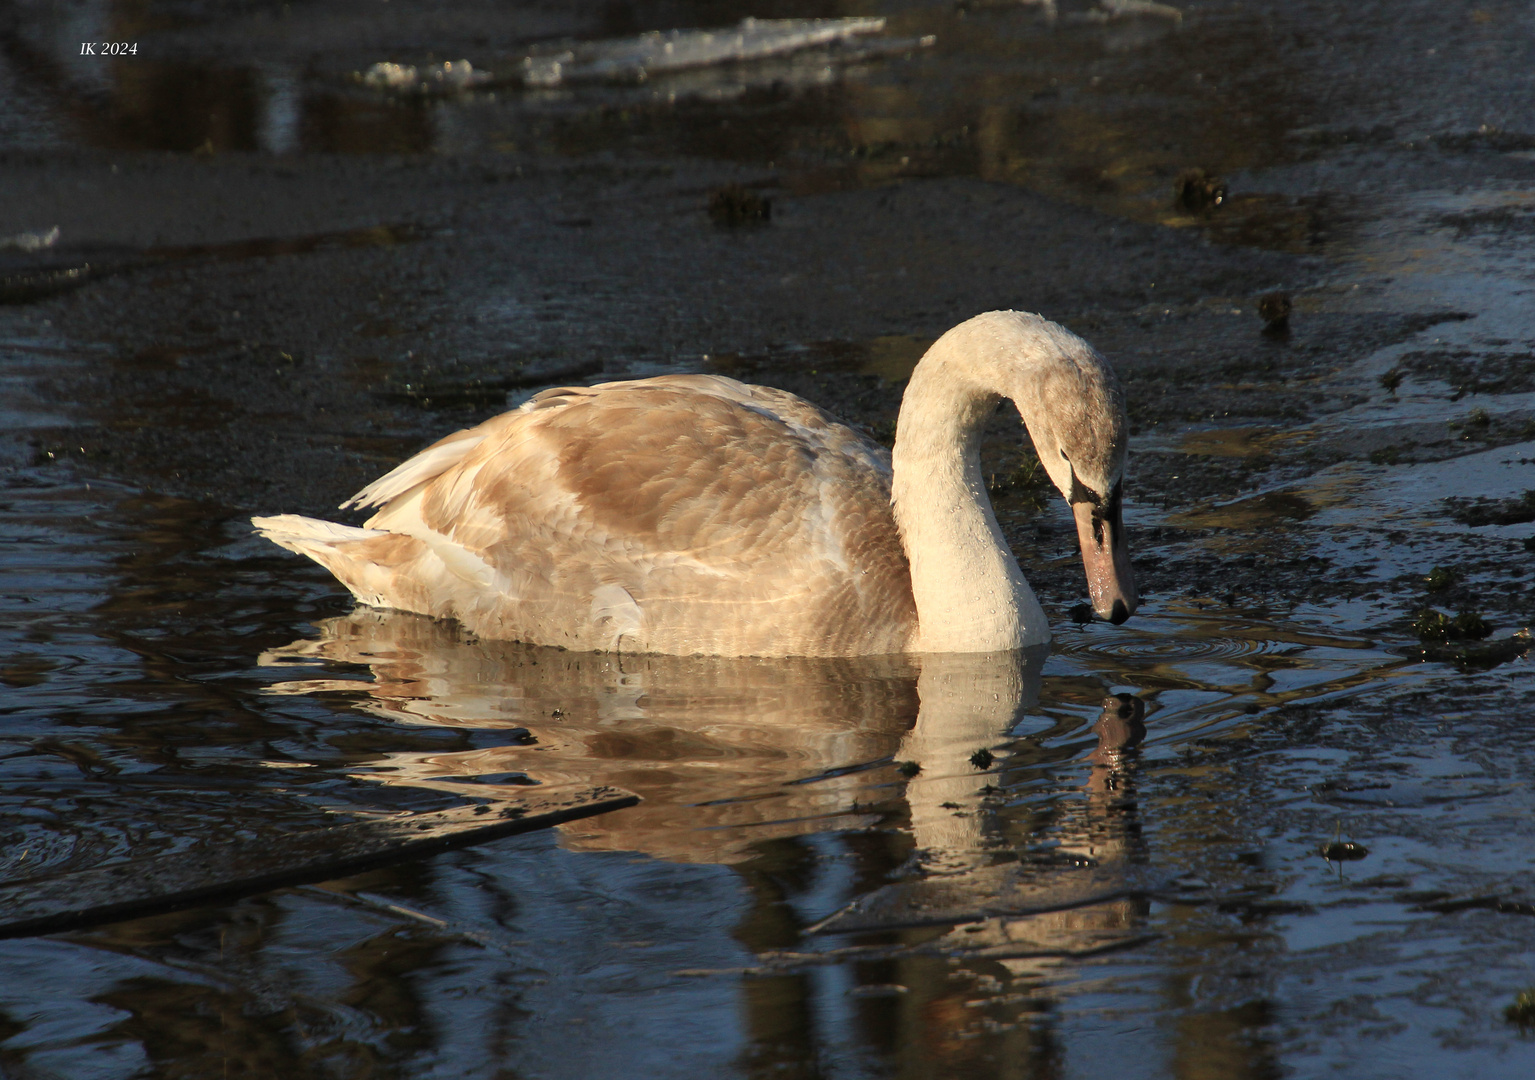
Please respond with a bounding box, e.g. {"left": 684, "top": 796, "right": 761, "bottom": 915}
{"left": 253, "top": 310, "right": 1136, "bottom": 656}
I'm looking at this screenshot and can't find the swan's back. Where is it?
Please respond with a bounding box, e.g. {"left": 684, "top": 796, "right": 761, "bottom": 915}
{"left": 256, "top": 375, "right": 917, "bottom": 657}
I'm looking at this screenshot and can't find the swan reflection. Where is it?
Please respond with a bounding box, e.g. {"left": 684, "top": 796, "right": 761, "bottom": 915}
{"left": 898, "top": 650, "right": 1046, "bottom": 873}
{"left": 265, "top": 610, "right": 930, "bottom": 864}
{"left": 262, "top": 610, "right": 1071, "bottom": 871}
{"left": 261, "top": 609, "right": 1165, "bottom": 1062}
{"left": 896, "top": 693, "right": 1151, "bottom": 977}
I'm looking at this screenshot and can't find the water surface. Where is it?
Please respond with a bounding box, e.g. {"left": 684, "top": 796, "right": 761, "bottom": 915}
{"left": 4, "top": 0, "right": 1535, "bottom": 1076}
{"left": 6, "top": 461, "right": 1534, "bottom": 1078}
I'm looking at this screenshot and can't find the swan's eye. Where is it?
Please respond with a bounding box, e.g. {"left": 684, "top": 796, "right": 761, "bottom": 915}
{"left": 1060, "top": 449, "right": 1070, "bottom": 461}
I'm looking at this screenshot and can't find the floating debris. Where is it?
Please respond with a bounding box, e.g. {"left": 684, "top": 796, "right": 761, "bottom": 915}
{"left": 350, "top": 19, "right": 919, "bottom": 101}
{"left": 1174, "top": 168, "right": 1228, "bottom": 211}
{"left": 1256, "top": 290, "right": 1292, "bottom": 333}
{"left": 1423, "top": 566, "right": 1457, "bottom": 592}
{"left": 957, "top": 0, "right": 1060, "bottom": 12}
{"left": 708, "top": 183, "right": 771, "bottom": 225}
{"left": 358, "top": 59, "right": 492, "bottom": 95}
{"left": 1506, "top": 989, "right": 1535, "bottom": 1030}
{"left": 0, "top": 226, "right": 60, "bottom": 253}
{"left": 1412, "top": 628, "right": 1531, "bottom": 671}
{"left": 3, "top": 223, "right": 426, "bottom": 307}
{"left": 361, "top": 62, "right": 417, "bottom": 90}
{"left": 1096, "top": 0, "right": 1183, "bottom": 20}
{"left": 1412, "top": 608, "right": 1492, "bottom": 642}
{"left": 675, "top": 924, "right": 1158, "bottom": 976}
{"left": 1064, "top": 0, "right": 1186, "bottom": 21}
{"left": 1320, "top": 839, "right": 1369, "bottom": 861}
{"left": 1320, "top": 820, "right": 1369, "bottom": 862}
{"left": 520, "top": 17, "right": 891, "bottom": 88}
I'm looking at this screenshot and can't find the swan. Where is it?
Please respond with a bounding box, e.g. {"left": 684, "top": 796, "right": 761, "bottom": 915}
{"left": 252, "top": 310, "right": 1136, "bottom": 656}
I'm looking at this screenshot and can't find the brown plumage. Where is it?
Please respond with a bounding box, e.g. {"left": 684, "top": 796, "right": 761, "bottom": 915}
{"left": 258, "top": 375, "right": 917, "bottom": 656}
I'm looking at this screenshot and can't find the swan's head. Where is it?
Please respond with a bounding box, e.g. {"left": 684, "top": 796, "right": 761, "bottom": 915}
{"left": 1011, "top": 320, "right": 1139, "bottom": 625}
{"left": 896, "top": 310, "right": 1140, "bottom": 629}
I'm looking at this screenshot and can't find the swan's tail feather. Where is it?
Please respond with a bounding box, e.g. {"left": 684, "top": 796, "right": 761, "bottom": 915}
{"left": 252, "top": 514, "right": 386, "bottom": 552}
{"left": 251, "top": 514, "right": 431, "bottom": 613}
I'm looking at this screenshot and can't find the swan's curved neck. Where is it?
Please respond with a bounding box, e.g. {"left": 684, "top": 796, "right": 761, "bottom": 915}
{"left": 891, "top": 319, "right": 1051, "bottom": 652}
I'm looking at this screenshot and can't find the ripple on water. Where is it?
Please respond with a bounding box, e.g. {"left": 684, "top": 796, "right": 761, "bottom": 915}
{"left": 1049, "top": 601, "right": 1422, "bottom": 740}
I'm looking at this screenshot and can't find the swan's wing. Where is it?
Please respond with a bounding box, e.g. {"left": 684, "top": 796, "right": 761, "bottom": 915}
{"left": 501, "top": 376, "right": 895, "bottom": 571}
{"left": 360, "top": 376, "right": 915, "bottom": 655}
{"left": 527, "top": 372, "right": 896, "bottom": 483}
{"left": 341, "top": 426, "right": 490, "bottom": 511}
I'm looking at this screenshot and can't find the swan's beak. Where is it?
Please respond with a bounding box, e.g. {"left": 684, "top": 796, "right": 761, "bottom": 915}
{"left": 1073, "top": 496, "right": 1138, "bottom": 624}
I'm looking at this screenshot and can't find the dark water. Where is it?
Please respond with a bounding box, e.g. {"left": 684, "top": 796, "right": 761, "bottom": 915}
{"left": 5, "top": 0, "right": 1535, "bottom": 1076}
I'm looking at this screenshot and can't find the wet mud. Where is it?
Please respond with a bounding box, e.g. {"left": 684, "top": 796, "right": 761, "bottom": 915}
{"left": 3, "top": 0, "right": 1535, "bottom": 1077}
